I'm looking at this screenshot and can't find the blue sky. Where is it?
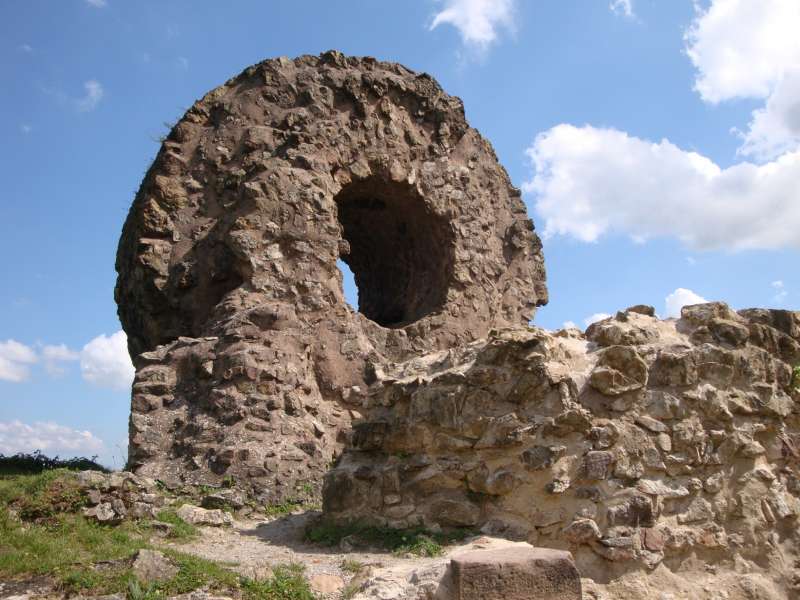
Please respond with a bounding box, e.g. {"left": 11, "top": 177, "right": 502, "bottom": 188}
{"left": 1, "top": 0, "right": 798, "bottom": 466}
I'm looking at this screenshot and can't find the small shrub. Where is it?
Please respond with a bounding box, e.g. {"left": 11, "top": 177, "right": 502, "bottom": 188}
{"left": 792, "top": 365, "right": 800, "bottom": 392}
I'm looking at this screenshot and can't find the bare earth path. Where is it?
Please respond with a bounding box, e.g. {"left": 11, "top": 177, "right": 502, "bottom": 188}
{"left": 166, "top": 511, "right": 788, "bottom": 600}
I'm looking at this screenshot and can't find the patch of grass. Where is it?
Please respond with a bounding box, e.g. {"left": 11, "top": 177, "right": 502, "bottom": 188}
{"left": 264, "top": 500, "right": 306, "bottom": 518}
{"left": 154, "top": 508, "right": 199, "bottom": 542}
{"left": 340, "top": 558, "right": 364, "bottom": 573}
{"left": 341, "top": 582, "right": 361, "bottom": 600}
{"left": 305, "top": 521, "right": 471, "bottom": 557}
{"left": 0, "top": 498, "right": 313, "bottom": 599}
{"left": 240, "top": 563, "right": 315, "bottom": 600}
{"left": 0, "top": 507, "right": 149, "bottom": 589}
{"left": 792, "top": 365, "right": 800, "bottom": 392}
{"left": 0, "top": 470, "right": 87, "bottom": 523}
{"left": 157, "top": 549, "right": 240, "bottom": 596}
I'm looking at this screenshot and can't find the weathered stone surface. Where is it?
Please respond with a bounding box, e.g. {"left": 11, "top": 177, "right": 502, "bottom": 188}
{"left": 116, "top": 52, "right": 548, "bottom": 501}
{"left": 324, "top": 304, "right": 800, "bottom": 591}
{"left": 308, "top": 574, "right": 344, "bottom": 595}
{"left": 590, "top": 345, "right": 648, "bottom": 395}
{"left": 176, "top": 504, "right": 233, "bottom": 527}
{"left": 132, "top": 549, "right": 178, "bottom": 583}
{"left": 447, "top": 547, "right": 581, "bottom": 600}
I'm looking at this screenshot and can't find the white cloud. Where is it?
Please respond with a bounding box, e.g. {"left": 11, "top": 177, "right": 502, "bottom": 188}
{"left": 80, "top": 331, "right": 134, "bottom": 391}
{"left": 584, "top": 313, "right": 611, "bottom": 328}
{"left": 665, "top": 287, "right": 708, "bottom": 319}
{"left": 0, "top": 420, "right": 104, "bottom": 456}
{"left": 76, "top": 80, "right": 104, "bottom": 112}
{"left": 42, "top": 344, "right": 79, "bottom": 376}
{"left": 737, "top": 70, "right": 800, "bottom": 161}
{"left": 772, "top": 280, "right": 788, "bottom": 304}
{"left": 685, "top": 0, "right": 800, "bottom": 104}
{"left": 176, "top": 56, "right": 189, "bottom": 70}
{"left": 609, "top": 0, "right": 634, "bottom": 19}
{"left": 524, "top": 124, "right": 800, "bottom": 251}
{"left": 19, "top": 44, "right": 33, "bottom": 53}
{"left": 563, "top": 320, "right": 578, "bottom": 330}
{"left": 86, "top": 0, "right": 107, "bottom": 7}
{"left": 686, "top": 0, "right": 800, "bottom": 160}
{"left": 430, "top": 0, "right": 515, "bottom": 51}
{"left": 20, "top": 124, "right": 32, "bottom": 134}
{"left": 0, "top": 340, "right": 38, "bottom": 383}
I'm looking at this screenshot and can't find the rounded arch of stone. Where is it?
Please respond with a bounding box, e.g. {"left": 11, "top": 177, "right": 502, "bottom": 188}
{"left": 116, "top": 51, "right": 547, "bottom": 362}
{"left": 116, "top": 52, "right": 548, "bottom": 494}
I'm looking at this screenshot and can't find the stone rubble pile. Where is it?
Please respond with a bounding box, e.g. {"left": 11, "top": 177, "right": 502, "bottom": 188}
{"left": 76, "top": 469, "right": 236, "bottom": 527}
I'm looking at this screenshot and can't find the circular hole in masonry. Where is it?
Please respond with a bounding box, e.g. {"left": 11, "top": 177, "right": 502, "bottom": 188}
{"left": 335, "top": 177, "right": 454, "bottom": 328}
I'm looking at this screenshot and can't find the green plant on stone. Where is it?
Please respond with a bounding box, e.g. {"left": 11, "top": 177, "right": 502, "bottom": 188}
{"left": 792, "top": 365, "right": 800, "bottom": 393}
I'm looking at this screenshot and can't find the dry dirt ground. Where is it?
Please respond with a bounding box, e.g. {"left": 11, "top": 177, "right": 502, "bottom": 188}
{"left": 170, "top": 511, "right": 788, "bottom": 600}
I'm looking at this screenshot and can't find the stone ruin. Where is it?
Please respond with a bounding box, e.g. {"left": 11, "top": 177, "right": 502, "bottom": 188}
{"left": 117, "top": 52, "right": 800, "bottom": 596}
{"left": 115, "top": 51, "right": 547, "bottom": 502}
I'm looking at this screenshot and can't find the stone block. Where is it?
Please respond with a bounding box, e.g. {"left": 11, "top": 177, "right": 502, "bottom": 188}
{"left": 447, "top": 547, "right": 581, "bottom": 600}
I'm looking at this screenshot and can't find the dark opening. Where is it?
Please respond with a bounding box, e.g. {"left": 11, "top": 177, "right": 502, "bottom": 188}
{"left": 335, "top": 177, "right": 453, "bottom": 328}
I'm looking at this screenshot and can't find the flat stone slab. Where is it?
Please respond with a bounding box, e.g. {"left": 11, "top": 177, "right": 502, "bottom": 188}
{"left": 448, "top": 546, "right": 581, "bottom": 600}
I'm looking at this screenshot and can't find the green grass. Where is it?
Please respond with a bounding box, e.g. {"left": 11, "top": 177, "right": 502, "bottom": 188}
{"left": 306, "top": 521, "right": 471, "bottom": 557}
{"left": 340, "top": 558, "right": 364, "bottom": 573}
{"left": 0, "top": 470, "right": 317, "bottom": 599}
{"left": 793, "top": 365, "right": 800, "bottom": 392}
{"left": 264, "top": 500, "right": 306, "bottom": 518}
{"left": 153, "top": 508, "right": 199, "bottom": 542}
{"left": 0, "top": 469, "right": 87, "bottom": 523}
{"left": 240, "top": 563, "right": 315, "bottom": 600}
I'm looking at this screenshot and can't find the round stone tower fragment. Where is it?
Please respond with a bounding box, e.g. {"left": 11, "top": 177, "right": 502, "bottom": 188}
{"left": 115, "top": 51, "right": 548, "bottom": 501}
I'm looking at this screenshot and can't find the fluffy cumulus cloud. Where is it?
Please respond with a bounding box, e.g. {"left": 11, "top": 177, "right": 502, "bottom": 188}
{"left": 80, "top": 331, "right": 134, "bottom": 391}
{"left": 0, "top": 340, "right": 38, "bottom": 383}
{"left": 685, "top": 0, "right": 800, "bottom": 103}
{"left": 0, "top": 420, "right": 104, "bottom": 456}
{"left": 737, "top": 70, "right": 800, "bottom": 161}
{"left": 686, "top": 0, "right": 800, "bottom": 160}
{"left": 664, "top": 288, "right": 708, "bottom": 319}
{"left": 430, "top": 0, "right": 515, "bottom": 51}
{"left": 76, "top": 80, "right": 104, "bottom": 112}
{"left": 524, "top": 124, "right": 800, "bottom": 250}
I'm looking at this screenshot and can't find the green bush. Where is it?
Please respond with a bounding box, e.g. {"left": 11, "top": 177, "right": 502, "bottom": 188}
{"left": 0, "top": 450, "right": 107, "bottom": 476}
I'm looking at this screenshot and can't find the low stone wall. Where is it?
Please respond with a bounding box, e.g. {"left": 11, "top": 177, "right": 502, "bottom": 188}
{"left": 323, "top": 303, "right": 800, "bottom": 588}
